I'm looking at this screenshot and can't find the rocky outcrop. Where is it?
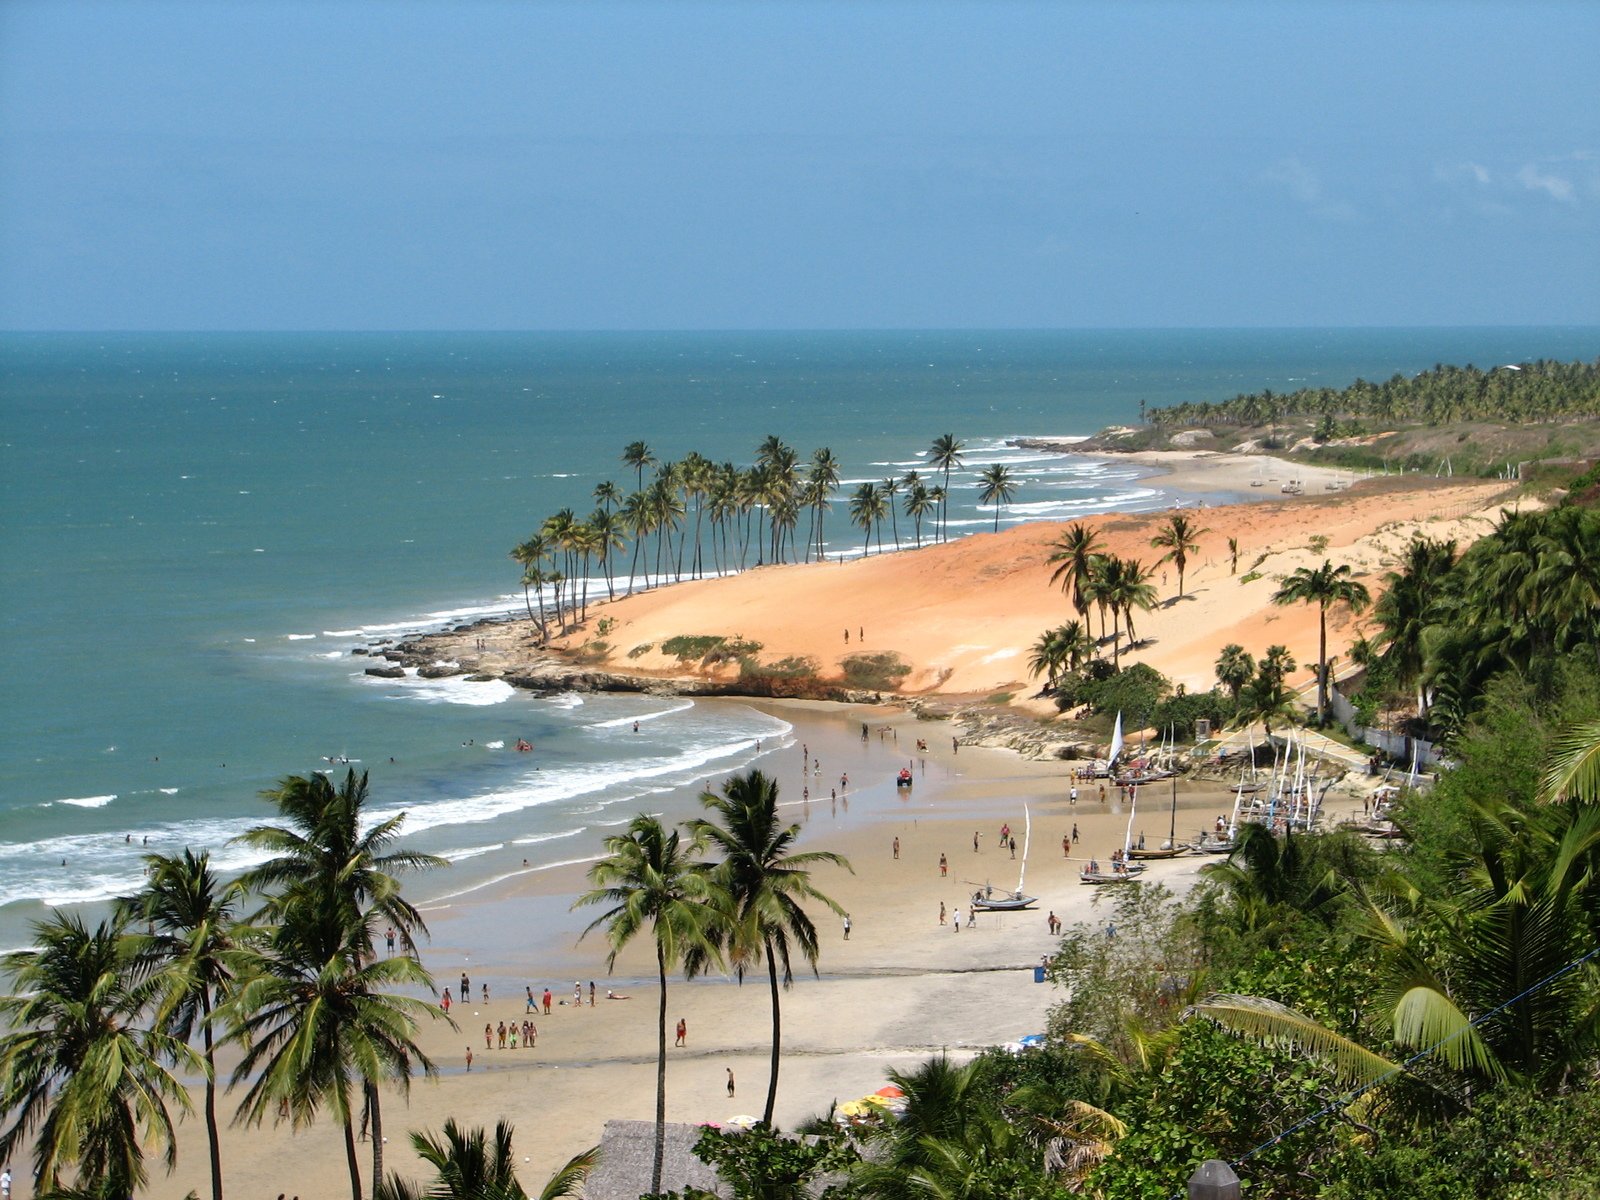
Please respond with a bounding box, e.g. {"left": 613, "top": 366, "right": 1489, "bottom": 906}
{"left": 364, "top": 665, "right": 406, "bottom": 679}
{"left": 417, "top": 663, "right": 464, "bottom": 679}
{"left": 945, "top": 705, "right": 1098, "bottom": 762}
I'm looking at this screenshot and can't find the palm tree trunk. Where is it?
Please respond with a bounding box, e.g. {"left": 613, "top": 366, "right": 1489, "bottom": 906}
{"left": 201, "top": 995, "right": 223, "bottom": 1200}
{"left": 342, "top": 1113, "right": 363, "bottom": 1200}
{"left": 652, "top": 943, "right": 669, "bottom": 1195}
{"left": 368, "top": 1081, "right": 385, "bottom": 1198}
{"left": 1317, "top": 603, "right": 1328, "bottom": 724}
{"left": 763, "top": 938, "right": 781, "bottom": 1126}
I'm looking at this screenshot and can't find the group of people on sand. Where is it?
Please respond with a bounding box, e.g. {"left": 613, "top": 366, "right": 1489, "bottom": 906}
{"left": 485, "top": 1019, "right": 537, "bottom": 1050}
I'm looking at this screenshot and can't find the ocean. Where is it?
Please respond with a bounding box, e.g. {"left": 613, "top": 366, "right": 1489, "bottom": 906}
{"left": 2, "top": 327, "right": 1594, "bottom": 944}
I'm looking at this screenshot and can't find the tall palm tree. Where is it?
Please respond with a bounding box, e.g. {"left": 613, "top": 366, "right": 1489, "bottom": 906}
{"left": 621, "top": 491, "right": 651, "bottom": 595}
{"left": 122, "top": 849, "right": 245, "bottom": 1200}
{"left": 927, "top": 434, "right": 965, "bottom": 541}
{"left": 1028, "top": 622, "right": 1093, "bottom": 692}
{"left": 903, "top": 480, "right": 933, "bottom": 548}
{"left": 1101, "top": 556, "right": 1157, "bottom": 664}
{"left": 1371, "top": 537, "right": 1457, "bottom": 718}
{"left": 808, "top": 448, "right": 841, "bottom": 560}
{"left": 0, "top": 912, "right": 197, "bottom": 1196}
{"left": 849, "top": 482, "right": 884, "bottom": 556}
{"left": 1149, "top": 512, "right": 1208, "bottom": 599}
{"left": 574, "top": 817, "right": 722, "bottom": 1194}
{"left": 377, "top": 1119, "right": 597, "bottom": 1200}
{"left": 1239, "top": 659, "right": 1298, "bottom": 739}
{"left": 976, "top": 463, "right": 1017, "bottom": 532}
{"left": 234, "top": 769, "right": 445, "bottom": 1194}
{"left": 588, "top": 508, "right": 626, "bottom": 601}
{"left": 593, "top": 479, "right": 620, "bottom": 515}
{"left": 226, "top": 921, "right": 440, "bottom": 1200}
{"left": 509, "top": 534, "right": 550, "bottom": 626}
{"left": 879, "top": 475, "right": 902, "bottom": 550}
{"left": 1047, "top": 523, "right": 1103, "bottom": 629}
{"left": 690, "top": 770, "right": 850, "bottom": 1127}
{"left": 1227, "top": 536, "right": 1240, "bottom": 576}
{"left": 1271, "top": 559, "right": 1372, "bottom": 724}
{"left": 1214, "top": 644, "right": 1255, "bottom": 704}
{"left": 622, "top": 442, "right": 655, "bottom": 494}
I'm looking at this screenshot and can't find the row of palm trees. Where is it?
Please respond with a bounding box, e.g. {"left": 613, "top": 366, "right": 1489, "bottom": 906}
{"left": 576, "top": 769, "right": 848, "bottom": 1194}
{"left": 0, "top": 770, "right": 441, "bottom": 1200}
{"left": 509, "top": 435, "right": 1028, "bottom": 641}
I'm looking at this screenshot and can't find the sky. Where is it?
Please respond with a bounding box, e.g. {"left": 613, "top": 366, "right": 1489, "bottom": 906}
{"left": 1, "top": 0, "right": 1597, "bottom": 331}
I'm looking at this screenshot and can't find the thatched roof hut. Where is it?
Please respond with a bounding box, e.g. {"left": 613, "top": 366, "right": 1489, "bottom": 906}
{"left": 584, "top": 1120, "right": 727, "bottom": 1200}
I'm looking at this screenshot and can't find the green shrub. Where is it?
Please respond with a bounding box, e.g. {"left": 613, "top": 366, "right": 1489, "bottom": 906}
{"left": 626, "top": 643, "right": 653, "bottom": 659}
{"left": 840, "top": 651, "right": 911, "bottom": 691}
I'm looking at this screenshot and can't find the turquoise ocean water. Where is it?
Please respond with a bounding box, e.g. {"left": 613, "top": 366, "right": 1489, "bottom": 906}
{"left": 1, "top": 328, "right": 1594, "bottom": 942}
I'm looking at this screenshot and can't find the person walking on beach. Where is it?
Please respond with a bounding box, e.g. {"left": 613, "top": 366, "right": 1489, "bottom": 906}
{"left": 590, "top": 981, "right": 596, "bottom": 1007}
{"left": 1072, "top": 822, "right": 1080, "bottom": 843}
{"left": 482, "top": 983, "right": 489, "bottom": 1004}
{"left": 442, "top": 989, "right": 452, "bottom": 1015}
{"left": 938, "top": 901, "right": 946, "bottom": 925}
{"left": 892, "top": 836, "right": 900, "bottom": 860}
{"left": 484, "top": 1023, "right": 492, "bottom": 1049}
{"left": 1063, "top": 834, "right": 1070, "bottom": 858}
{"left": 676, "top": 1017, "right": 687, "bottom": 1047}
{"left": 526, "top": 986, "right": 535, "bottom": 1011}
{"left": 727, "top": 1068, "right": 736, "bottom": 1097}
{"left": 1069, "top": 786, "right": 1078, "bottom": 806}
{"left": 461, "top": 971, "right": 470, "bottom": 998}
{"left": 939, "top": 852, "right": 948, "bottom": 876}
{"left": 542, "top": 988, "right": 552, "bottom": 1014}
{"left": 1009, "top": 836, "right": 1017, "bottom": 859}
{"left": 573, "top": 981, "right": 582, "bottom": 1008}
{"left": 844, "top": 628, "right": 849, "bottom": 643}
{"left": 465, "top": 1047, "right": 473, "bottom": 1072}
{"left": 953, "top": 907, "right": 962, "bottom": 932}
{"left": 385, "top": 926, "right": 395, "bottom": 955}
{"left": 843, "top": 913, "right": 852, "bottom": 940}
{"left": 973, "top": 831, "right": 980, "bottom": 852}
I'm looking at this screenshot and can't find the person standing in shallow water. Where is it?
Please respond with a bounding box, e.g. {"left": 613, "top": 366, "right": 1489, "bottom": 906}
{"left": 726, "top": 1068, "right": 736, "bottom": 1096}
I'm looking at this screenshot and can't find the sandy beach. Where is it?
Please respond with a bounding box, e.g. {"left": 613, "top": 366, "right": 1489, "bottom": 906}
{"left": 155, "top": 454, "right": 1520, "bottom": 1199}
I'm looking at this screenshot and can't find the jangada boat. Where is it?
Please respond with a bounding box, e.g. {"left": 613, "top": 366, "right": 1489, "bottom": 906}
{"left": 970, "top": 803, "right": 1039, "bottom": 911}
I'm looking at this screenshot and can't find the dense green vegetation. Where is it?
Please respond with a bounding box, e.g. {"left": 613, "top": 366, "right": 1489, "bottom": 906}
{"left": 1147, "top": 358, "right": 1600, "bottom": 431}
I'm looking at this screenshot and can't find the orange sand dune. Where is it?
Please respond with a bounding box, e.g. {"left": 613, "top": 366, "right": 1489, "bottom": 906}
{"left": 561, "top": 477, "right": 1516, "bottom": 707}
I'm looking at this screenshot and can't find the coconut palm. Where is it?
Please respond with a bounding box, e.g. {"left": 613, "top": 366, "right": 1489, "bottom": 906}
{"left": 1227, "top": 536, "right": 1240, "bottom": 576}
{"left": 1029, "top": 622, "right": 1093, "bottom": 691}
{"left": 903, "top": 479, "right": 934, "bottom": 548}
{"left": 509, "top": 535, "right": 550, "bottom": 626}
{"left": 0, "top": 912, "right": 197, "bottom": 1196}
{"left": 847, "top": 1055, "right": 988, "bottom": 1200}
{"left": 1371, "top": 537, "right": 1456, "bottom": 718}
{"left": 376, "top": 1119, "right": 597, "bottom": 1200}
{"left": 1149, "top": 512, "right": 1208, "bottom": 599}
{"left": 1111, "top": 557, "right": 1158, "bottom": 649}
{"left": 226, "top": 916, "right": 440, "bottom": 1200}
{"left": 927, "top": 434, "right": 965, "bottom": 541}
{"left": 122, "top": 849, "right": 245, "bottom": 1200}
{"left": 234, "top": 769, "right": 445, "bottom": 1193}
{"left": 1271, "top": 560, "right": 1372, "bottom": 724}
{"left": 622, "top": 442, "right": 655, "bottom": 493}
{"left": 1047, "top": 523, "right": 1104, "bottom": 629}
{"left": 879, "top": 475, "right": 902, "bottom": 550}
{"left": 621, "top": 491, "right": 651, "bottom": 595}
{"left": 1239, "top": 660, "right": 1299, "bottom": 739}
{"left": 808, "top": 448, "right": 841, "bottom": 560}
{"left": 976, "top": 463, "right": 1017, "bottom": 532}
{"left": 849, "top": 482, "right": 884, "bottom": 556}
{"left": 593, "top": 479, "right": 620, "bottom": 514}
{"left": 574, "top": 817, "right": 722, "bottom": 1194}
{"left": 1214, "top": 644, "right": 1255, "bottom": 704}
{"left": 690, "top": 770, "right": 850, "bottom": 1127}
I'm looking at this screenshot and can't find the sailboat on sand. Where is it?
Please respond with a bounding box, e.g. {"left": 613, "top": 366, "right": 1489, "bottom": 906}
{"left": 970, "top": 803, "right": 1039, "bottom": 911}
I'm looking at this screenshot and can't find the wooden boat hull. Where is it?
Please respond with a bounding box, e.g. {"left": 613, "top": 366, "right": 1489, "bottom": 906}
{"left": 1078, "top": 872, "right": 1133, "bottom": 885}
{"left": 971, "top": 890, "right": 1038, "bottom": 911}
{"left": 1128, "top": 846, "right": 1188, "bottom": 860}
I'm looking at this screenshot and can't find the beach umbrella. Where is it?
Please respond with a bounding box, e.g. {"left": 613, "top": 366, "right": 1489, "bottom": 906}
{"left": 1018, "top": 1033, "right": 1046, "bottom": 1048}
{"left": 874, "top": 1085, "right": 906, "bottom": 1098}
{"left": 725, "top": 1115, "right": 760, "bottom": 1130}
{"left": 838, "top": 1099, "right": 880, "bottom": 1118}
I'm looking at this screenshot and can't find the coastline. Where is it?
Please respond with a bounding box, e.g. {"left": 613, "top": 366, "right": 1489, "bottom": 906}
{"left": 156, "top": 452, "right": 1523, "bottom": 1198}
{"left": 166, "top": 698, "right": 1281, "bottom": 1199}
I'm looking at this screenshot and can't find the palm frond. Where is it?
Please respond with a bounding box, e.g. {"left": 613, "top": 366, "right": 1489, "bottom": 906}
{"left": 1540, "top": 718, "right": 1600, "bottom": 804}
{"left": 1188, "top": 993, "right": 1400, "bottom": 1088}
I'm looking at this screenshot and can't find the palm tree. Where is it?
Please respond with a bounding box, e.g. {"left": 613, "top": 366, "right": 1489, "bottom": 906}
{"left": 1371, "top": 537, "right": 1456, "bottom": 719}
{"left": 622, "top": 441, "right": 655, "bottom": 493}
{"left": 849, "top": 482, "right": 883, "bottom": 556}
{"left": 927, "top": 434, "right": 965, "bottom": 541}
{"left": 593, "top": 479, "right": 620, "bottom": 514}
{"left": 1214, "top": 644, "right": 1255, "bottom": 704}
{"left": 509, "top": 535, "right": 550, "bottom": 626}
{"left": 0, "top": 912, "right": 197, "bottom": 1196}
{"left": 976, "top": 463, "right": 1017, "bottom": 532}
{"left": 621, "top": 491, "right": 651, "bottom": 595}
{"left": 1227, "top": 536, "right": 1240, "bottom": 576}
{"left": 808, "top": 448, "right": 841, "bottom": 560}
{"left": 226, "top": 922, "right": 440, "bottom": 1200}
{"left": 879, "top": 475, "right": 902, "bottom": 550}
{"left": 1028, "top": 622, "right": 1093, "bottom": 692}
{"left": 122, "top": 849, "right": 244, "bottom": 1200}
{"left": 690, "top": 770, "right": 850, "bottom": 1127}
{"left": 574, "top": 817, "right": 722, "bottom": 1194}
{"left": 1047, "top": 523, "right": 1103, "bottom": 630}
{"left": 234, "top": 769, "right": 445, "bottom": 1195}
{"left": 1239, "top": 660, "right": 1298, "bottom": 739}
{"left": 1271, "top": 560, "right": 1372, "bottom": 724}
{"left": 1149, "top": 512, "right": 1208, "bottom": 599}
{"left": 377, "top": 1119, "right": 597, "bottom": 1200}
{"left": 903, "top": 479, "right": 933, "bottom": 548}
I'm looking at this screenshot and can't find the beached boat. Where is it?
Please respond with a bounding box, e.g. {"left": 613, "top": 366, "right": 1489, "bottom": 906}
{"left": 1129, "top": 769, "right": 1191, "bottom": 858}
{"left": 971, "top": 803, "right": 1038, "bottom": 911}
{"left": 1128, "top": 845, "right": 1187, "bottom": 860}
{"left": 1078, "top": 868, "right": 1134, "bottom": 885}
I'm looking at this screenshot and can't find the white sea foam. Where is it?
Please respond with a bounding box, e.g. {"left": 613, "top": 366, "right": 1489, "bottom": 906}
{"left": 158, "top": 787, "right": 179, "bottom": 795}
{"left": 545, "top": 693, "right": 584, "bottom": 709}
{"left": 584, "top": 699, "right": 694, "bottom": 729}
{"left": 363, "top": 672, "right": 515, "bottom": 707}
{"left": 511, "top": 828, "right": 586, "bottom": 847}
{"left": 285, "top": 633, "right": 316, "bottom": 641}
{"left": 323, "top": 629, "right": 362, "bottom": 637}
{"left": 58, "top": 795, "right": 116, "bottom": 808}
{"left": 440, "top": 843, "right": 504, "bottom": 863}
{"left": 485, "top": 740, "right": 506, "bottom": 750}
{"left": 319, "top": 651, "right": 344, "bottom": 659}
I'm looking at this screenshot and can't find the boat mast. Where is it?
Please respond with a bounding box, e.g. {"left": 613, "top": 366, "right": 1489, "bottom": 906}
{"left": 1018, "top": 803, "right": 1031, "bottom": 895}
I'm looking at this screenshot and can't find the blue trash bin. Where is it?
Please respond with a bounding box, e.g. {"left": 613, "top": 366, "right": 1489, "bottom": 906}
{"left": 1033, "top": 965, "right": 1046, "bottom": 983}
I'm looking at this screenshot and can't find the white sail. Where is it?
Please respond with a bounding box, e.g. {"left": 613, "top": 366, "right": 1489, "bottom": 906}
{"left": 1017, "top": 804, "right": 1032, "bottom": 894}
{"left": 1109, "top": 711, "right": 1124, "bottom": 767}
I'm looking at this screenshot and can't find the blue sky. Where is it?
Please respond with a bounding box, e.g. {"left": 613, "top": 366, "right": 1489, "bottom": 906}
{"left": 1, "top": 1, "right": 1596, "bottom": 330}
